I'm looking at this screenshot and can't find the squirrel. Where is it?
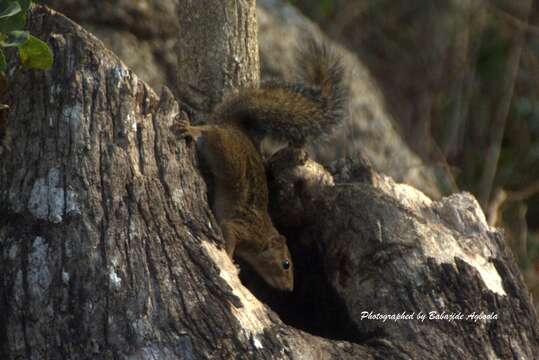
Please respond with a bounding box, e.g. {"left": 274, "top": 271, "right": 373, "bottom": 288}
{"left": 175, "top": 39, "right": 347, "bottom": 292}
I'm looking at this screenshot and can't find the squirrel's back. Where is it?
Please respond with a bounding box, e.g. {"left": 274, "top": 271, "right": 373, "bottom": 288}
{"left": 213, "top": 39, "right": 348, "bottom": 146}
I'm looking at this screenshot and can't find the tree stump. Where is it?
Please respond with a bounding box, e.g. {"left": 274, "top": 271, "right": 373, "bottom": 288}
{"left": 0, "top": 5, "right": 538, "bottom": 359}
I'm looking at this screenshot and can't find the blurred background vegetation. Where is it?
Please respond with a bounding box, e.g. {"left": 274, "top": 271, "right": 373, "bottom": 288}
{"left": 289, "top": 0, "right": 539, "bottom": 308}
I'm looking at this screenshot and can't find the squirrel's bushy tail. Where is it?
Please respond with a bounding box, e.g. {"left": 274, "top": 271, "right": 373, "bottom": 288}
{"left": 213, "top": 39, "right": 348, "bottom": 145}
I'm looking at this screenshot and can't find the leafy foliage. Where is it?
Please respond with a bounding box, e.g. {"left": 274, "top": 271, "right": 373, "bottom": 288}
{"left": 18, "top": 34, "right": 52, "bottom": 69}
{"left": 0, "top": 0, "right": 53, "bottom": 73}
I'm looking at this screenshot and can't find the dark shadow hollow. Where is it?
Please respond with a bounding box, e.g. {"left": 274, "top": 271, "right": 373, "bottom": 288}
{"left": 238, "top": 226, "right": 363, "bottom": 343}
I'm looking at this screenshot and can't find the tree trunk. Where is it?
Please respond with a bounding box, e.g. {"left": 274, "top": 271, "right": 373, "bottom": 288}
{"left": 477, "top": 0, "right": 533, "bottom": 209}
{"left": 1, "top": 5, "right": 538, "bottom": 360}
{"left": 175, "top": 0, "right": 259, "bottom": 114}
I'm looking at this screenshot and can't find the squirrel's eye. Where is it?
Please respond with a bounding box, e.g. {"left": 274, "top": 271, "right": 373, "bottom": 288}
{"left": 282, "top": 260, "right": 290, "bottom": 270}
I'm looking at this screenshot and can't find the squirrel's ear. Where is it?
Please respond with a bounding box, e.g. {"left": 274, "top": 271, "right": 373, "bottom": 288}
{"left": 269, "top": 235, "right": 286, "bottom": 248}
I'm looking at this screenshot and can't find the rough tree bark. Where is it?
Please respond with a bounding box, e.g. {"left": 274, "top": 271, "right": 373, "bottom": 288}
{"left": 266, "top": 149, "right": 539, "bottom": 359}
{"left": 0, "top": 6, "right": 371, "bottom": 359}
{"left": 175, "top": 0, "right": 259, "bottom": 114}
{"left": 0, "top": 4, "right": 538, "bottom": 360}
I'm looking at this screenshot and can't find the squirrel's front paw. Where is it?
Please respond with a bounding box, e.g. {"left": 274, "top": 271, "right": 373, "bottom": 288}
{"left": 170, "top": 117, "right": 192, "bottom": 140}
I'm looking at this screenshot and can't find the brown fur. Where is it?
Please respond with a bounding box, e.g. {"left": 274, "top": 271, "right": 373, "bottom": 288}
{"left": 212, "top": 40, "right": 348, "bottom": 147}
{"left": 176, "top": 121, "right": 294, "bottom": 291}
{"left": 173, "top": 40, "right": 347, "bottom": 291}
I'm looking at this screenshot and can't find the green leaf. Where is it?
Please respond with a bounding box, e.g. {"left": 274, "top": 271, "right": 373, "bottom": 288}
{"left": 0, "top": 49, "right": 5, "bottom": 72}
{"left": 0, "top": 11, "right": 25, "bottom": 32}
{"left": 0, "top": 1, "right": 21, "bottom": 18}
{"left": 0, "top": 30, "right": 28, "bottom": 47}
{"left": 18, "top": 34, "right": 53, "bottom": 70}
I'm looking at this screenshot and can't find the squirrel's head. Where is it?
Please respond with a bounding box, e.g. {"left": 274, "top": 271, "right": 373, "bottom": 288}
{"left": 241, "top": 234, "right": 294, "bottom": 291}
